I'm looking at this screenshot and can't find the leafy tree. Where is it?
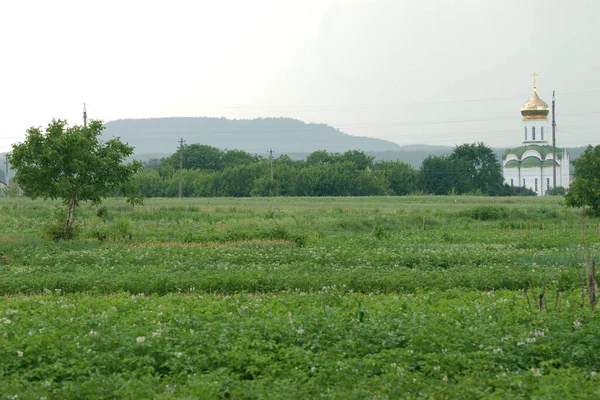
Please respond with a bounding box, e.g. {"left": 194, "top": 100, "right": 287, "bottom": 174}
{"left": 418, "top": 155, "right": 472, "bottom": 195}
{"left": 306, "top": 150, "right": 339, "bottom": 166}
{"left": 8, "top": 119, "right": 142, "bottom": 238}
{"left": 339, "top": 150, "right": 374, "bottom": 170}
{"left": 450, "top": 143, "right": 504, "bottom": 195}
{"left": 223, "top": 149, "right": 260, "bottom": 167}
{"left": 142, "top": 158, "right": 161, "bottom": 170}
{"left": 162, "top": 144, "right": 224, "bottom": 171}
{"left": 566, "top": 145, "right": 600, "bottom": 215}
{"left": 132, "top": 169, "right": 164, "bottom": 197}
{"left": 374, "top": 161, "right": 417, "bottom": 195}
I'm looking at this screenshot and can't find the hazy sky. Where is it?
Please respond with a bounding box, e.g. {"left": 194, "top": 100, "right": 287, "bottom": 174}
{"left": 1, "top": 0, "right": 599, "bottom": 153}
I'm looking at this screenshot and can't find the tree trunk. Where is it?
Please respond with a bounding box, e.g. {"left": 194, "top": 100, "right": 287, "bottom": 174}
{"left": 64, "top": 195, "right": 77, "bottom": 238}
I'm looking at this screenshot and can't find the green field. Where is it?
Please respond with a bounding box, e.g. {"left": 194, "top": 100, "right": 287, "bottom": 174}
{"left": 1, "top": 196, "right": 599, "bottom": 399}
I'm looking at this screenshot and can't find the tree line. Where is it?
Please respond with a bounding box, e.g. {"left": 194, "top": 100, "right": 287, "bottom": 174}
{"left": 134, "top": 143, "right": 536, "bottom": 197}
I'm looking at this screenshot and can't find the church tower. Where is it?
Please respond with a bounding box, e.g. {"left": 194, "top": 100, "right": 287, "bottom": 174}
{"left": 520, "top": 73, "right": 550, "bottom": 144}
{"left": 502, "top": 74, "right": 571, "bottom": 195}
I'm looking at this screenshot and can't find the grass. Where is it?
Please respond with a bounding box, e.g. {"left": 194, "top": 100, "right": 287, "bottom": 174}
{"left": 0, "top": 195, "right": 599, "bottom": 398}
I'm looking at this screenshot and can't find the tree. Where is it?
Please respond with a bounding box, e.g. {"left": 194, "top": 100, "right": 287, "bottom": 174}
{"left": 566, "top": 145, "right": 600, "bottom": 215}
{"left": 222, "top": 149, "right": 260, "bottom": 167}
{"left": 450, "top": 143, "right": 504, "bottom": 195}
{"left": 162, "top": 144, "right": 224, "bottom": 171}
{"left": 418, "top": 155, "right": 472, "bottom": 195}
{"left": 8, "top": 119, "right": 142, "bottom": 238}
{"left": 545, "top": 186, "right": 566, "bottom": 196}
{"left": 339, "top": 150, "right": 374, "bottom": 170}
{"left": 374, "top": 161, "right": 417, "bottom": 195}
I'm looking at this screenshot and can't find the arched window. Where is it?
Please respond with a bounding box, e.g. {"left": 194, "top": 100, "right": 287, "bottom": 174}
{"left": 547, "top": 177, "right": 550, "bottom": 189}
{"left": 524, "top": 127, "right": 528, "bottom": 140}
{"left": 535, "top": 178, "right": 538, "bottom": 192}
{"left": 511, "top": 178, "right": 514, "bottom": 186}
{"left": 532, "top": 127, "right": 536, "bottom": 140}
{"left": 541, "top": 127, "right": 544, "bottom": 140}
{"left": 523, "top": 178, "right": 526, "bottom": 187}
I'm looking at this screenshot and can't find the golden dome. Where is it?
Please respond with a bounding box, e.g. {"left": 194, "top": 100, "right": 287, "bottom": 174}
{"left": 521, "top": 88, "right": 549, "bottom": 120}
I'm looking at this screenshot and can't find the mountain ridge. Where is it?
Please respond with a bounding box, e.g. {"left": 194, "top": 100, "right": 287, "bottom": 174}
{"left": 102, "top": 117, "right": 403, "bottom": 155}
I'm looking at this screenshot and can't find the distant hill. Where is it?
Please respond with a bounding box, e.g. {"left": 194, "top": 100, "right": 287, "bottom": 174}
{"left": 102, "top": 117, "right": 403, "bottom": 156}
{"left": 100, "top": 117, "right": 591, "bottom": 168}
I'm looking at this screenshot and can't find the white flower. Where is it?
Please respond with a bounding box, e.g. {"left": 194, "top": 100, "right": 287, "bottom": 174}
{"left": 532, "top": 368, "right": 542, "bottom": 376}
{"left": 591, "top": 371, "right": 597, "bottom": 377}
{"left": 136, "top": 336, "right": 145, "bottom": 343}
{"left": 296, "top": 328, "right": 304, "bottom": 334}
{"left": 574, "top": 320, "right": 582, "bottom": 328}
{"left": 311, "top": 366, "right": 316, "bottom": 373}
{"left": 175, "top": 352, "right": 183, "bottom": 358}
{"left": 17, "top": 351, "right": 23, "bottom": 357}
{"left": 442, "top": 376, "right": 448, "bottom": 382}
{"left": 89, "top": 330, "right": 97, "bottom": 336}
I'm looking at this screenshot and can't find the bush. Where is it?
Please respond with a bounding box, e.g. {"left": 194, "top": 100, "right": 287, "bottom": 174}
{"left": 467, "top": 206, "right": 507, "bottom": 221}
{"left": 546, "top": 186, "right": 566, "bottom": 196}
{"left": 43, "top": 207, "right": 79, "bottom": 240}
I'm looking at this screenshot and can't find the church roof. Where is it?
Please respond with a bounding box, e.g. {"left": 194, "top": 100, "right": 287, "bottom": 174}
{"left": 521, "top": 75, "right": 549, "bottom": 120}
{"left": 503, "top": 144, "right": 564, "bottom": 160}
{"left": 504, "top": 157, "right": 559, "bottom": 169}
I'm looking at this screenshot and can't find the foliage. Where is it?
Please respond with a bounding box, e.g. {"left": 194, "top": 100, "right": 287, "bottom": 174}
{"left": 373, "top": 161, "right": 417, "bottom": 195}
{"left": 8, "top": 119, "right": 142, "bottom": 238}
{"left": 566, "top": 145, "right": 600, "bottom": 215}
{"left": 450, "top": 142, "right": 504, "bottom": 195}
{"left": 501, "top": 184, "right": 538, "bottom": 196}
{"left": 132, "top": 144, "right": 534, "bottom": 198}
{"left": 418, "top": 155, "right": 472, "bottom": 195}
{"left": 546, "top": 186, "right": 567, "bottom": 196}
{"left": 0, "top": 196, "right": 599, "bottom": 397}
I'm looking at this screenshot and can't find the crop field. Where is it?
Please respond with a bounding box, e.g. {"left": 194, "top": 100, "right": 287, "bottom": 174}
{"left": 1, "top": 196, "right": 599, "bottom": 399}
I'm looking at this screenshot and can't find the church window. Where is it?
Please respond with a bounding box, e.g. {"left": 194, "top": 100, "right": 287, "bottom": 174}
{"left": 535, "top": 178, "right": 538, "bottom": 192}
{"left": 547, "top": 177, "right": 550, "bottom": 189}
{"left": 523, "top": 178, "right": 526, "bottom": 187}
{"left": 524, "top": 127, "right": 528, "bottom": 140}
{"left": 532, "top": 127, "right": 536, "bottom": 140}
{"left": 511, "top": 179, "right": 514, "bottom": 186}
{"left": 541, "top": 127, "right": 544, "bottom": 140}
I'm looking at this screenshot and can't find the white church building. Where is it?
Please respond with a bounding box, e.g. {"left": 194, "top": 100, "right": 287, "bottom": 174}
{"left": 502, "top": 77, "right": 571, "bottom": 195}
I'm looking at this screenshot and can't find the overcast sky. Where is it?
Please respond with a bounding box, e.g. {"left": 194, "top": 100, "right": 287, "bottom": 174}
{"left": 1, "top": 0, "right": 599, "bottom": 153}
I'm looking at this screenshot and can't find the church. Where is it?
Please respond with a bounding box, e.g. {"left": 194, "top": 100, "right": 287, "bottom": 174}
{"left": 502, "top": 75, "right": 572, "bottom": 195}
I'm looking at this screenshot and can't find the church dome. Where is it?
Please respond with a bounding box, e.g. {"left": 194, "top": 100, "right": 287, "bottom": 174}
{"left": 521, "top": 88, "right": 549, "bottom": 119}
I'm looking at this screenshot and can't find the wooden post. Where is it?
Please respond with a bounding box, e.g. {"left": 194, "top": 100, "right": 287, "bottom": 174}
{"left": 541, "top": 222, "right": 544, "bottom": 236}
{"left": 422, "top": 218, "right": 426, "bottom": 230}
{"left": 520, "top": 222, "right": 523, "bottom": 237}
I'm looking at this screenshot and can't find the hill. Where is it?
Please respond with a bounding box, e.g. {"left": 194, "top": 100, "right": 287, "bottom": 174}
{"left": 102, "top": 117, "right": 403, "bottom": 156}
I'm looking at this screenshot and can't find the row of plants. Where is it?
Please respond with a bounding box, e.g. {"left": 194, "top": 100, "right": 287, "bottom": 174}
{"left": 1, "top": 290, "right": 599, "bottom": 398}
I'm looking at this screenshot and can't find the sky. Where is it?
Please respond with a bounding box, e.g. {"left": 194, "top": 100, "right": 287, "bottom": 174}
{"left": 1, "top": 0, "right": 599, "bottom": 153}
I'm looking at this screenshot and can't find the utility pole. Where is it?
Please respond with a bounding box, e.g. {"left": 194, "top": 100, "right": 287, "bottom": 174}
{"left": 269, "top": 149, "right": 274, "bottom": 183}
{"left": 269, "top": 149, "right": 274, "bottom": 197}
{"left": 83, "top": 103, "right": 87, "bottom": 128}
{"left": 178, "top": 138, "right": 185, "bottom": 198}
{"left": 552, "top": 91, "right": 557, "bottom": 188}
